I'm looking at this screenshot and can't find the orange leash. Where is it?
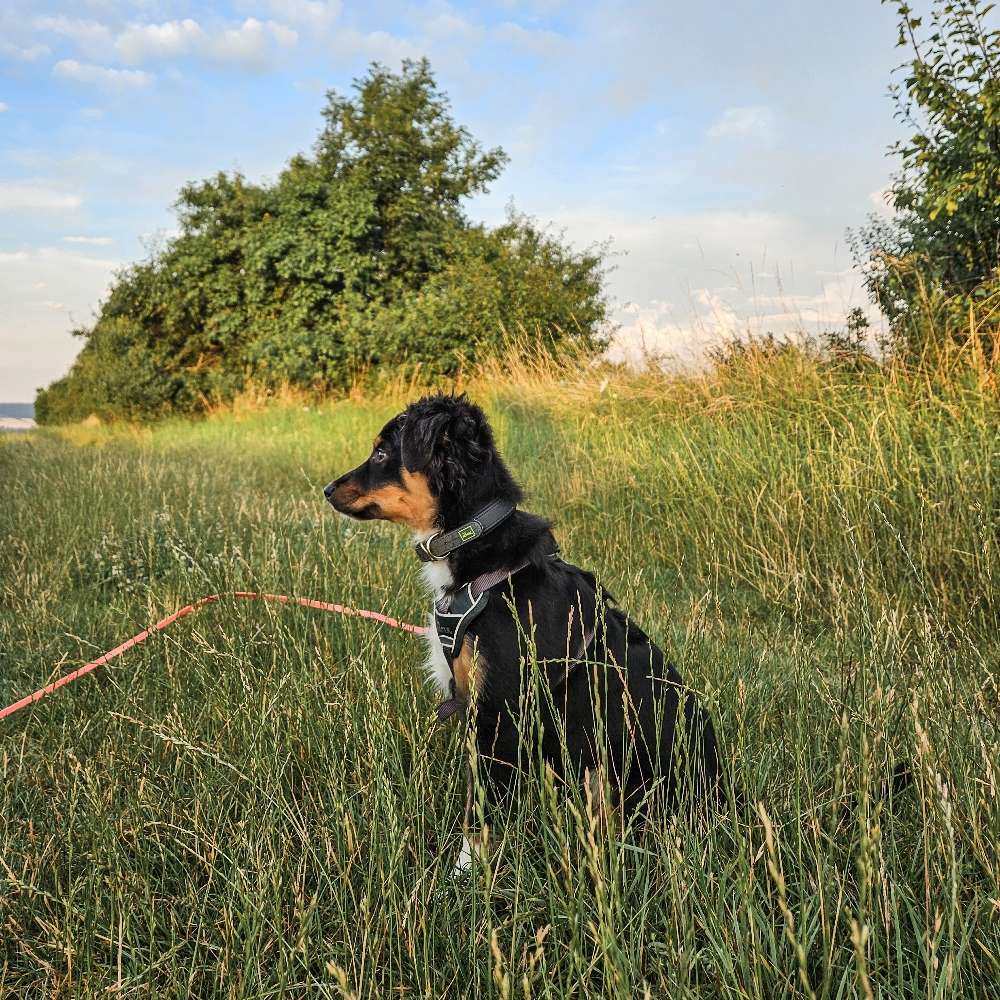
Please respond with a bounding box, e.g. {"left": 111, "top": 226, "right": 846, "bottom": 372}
{"left": 0, "top": 591, "right": 428, "bottom": 723}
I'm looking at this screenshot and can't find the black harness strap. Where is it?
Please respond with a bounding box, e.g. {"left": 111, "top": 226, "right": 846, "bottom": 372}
{"left": 432, "top": 561, "right": 528, "bottom": 724}
{"left": 433, "top": 586, "right": 487, "bottom": 722}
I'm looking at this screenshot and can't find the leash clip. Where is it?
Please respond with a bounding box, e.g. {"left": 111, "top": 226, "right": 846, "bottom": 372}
{"left": 415, "top": 530, "right": 448, "bottom": 562}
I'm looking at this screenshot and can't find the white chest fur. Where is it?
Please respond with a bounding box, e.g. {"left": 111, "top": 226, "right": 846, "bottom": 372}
{"left": 422, "top": 617, "right": 453, "bottom": 696}
{"left": 415, "top": 533, "right": 454, "bottom": 696}
{"left": 420, "top": 558, "right": 453, "bottom": 600}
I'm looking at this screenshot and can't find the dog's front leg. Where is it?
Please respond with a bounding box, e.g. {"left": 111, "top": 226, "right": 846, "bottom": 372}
{"left": 454, "top": 835, "right": 473, "bottom": 872}
{"left": 453, "top": 743, "right": 488, "bottom": 876}
{"left": 449, "top": 639, "right": 491, "bottom": 878}
{"left": 451, "top": 753, "right": 476, "bottom": 875}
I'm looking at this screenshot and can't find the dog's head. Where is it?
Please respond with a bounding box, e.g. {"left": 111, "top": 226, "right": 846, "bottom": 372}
{"left": 324, "top": 394, "right": 521, "bottom": 531}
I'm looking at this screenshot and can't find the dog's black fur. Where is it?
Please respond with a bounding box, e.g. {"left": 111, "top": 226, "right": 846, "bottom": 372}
{"left": 326, "top": 394, "right": 722, "bottom": 831}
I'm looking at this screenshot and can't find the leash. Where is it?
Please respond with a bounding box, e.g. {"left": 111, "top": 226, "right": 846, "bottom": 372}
{"left": 0, "top": 591, "right": 428, "bottom": 723}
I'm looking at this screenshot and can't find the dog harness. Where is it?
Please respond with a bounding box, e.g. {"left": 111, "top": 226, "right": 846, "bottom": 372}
{"left": 414, "top": 498, "right": 516, "bottom": 562}
{"left": 433, "top": 560, "right": 531, "bottom": 722}
{"left": 434, "top": 562, "right": 531, "bottom": 665}
{"left": 434, "top": 583, "right": 490, "bottom": 666}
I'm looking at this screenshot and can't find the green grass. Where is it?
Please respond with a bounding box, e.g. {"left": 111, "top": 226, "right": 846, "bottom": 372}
{"left": 1, "top": 351, "right": 998, "bottom": 998}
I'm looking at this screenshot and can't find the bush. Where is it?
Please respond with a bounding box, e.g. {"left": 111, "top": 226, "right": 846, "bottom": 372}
{"left": 38, "top": 60, "right": 609, "bottom": 424}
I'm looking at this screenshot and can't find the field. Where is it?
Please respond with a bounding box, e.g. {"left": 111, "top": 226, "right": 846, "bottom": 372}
{"left": 1, "top": 348, "right": 998, "bottom": 998}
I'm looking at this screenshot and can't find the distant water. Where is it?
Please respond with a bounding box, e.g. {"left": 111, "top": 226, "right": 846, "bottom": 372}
{"left": 0, "top": 402, "right": 34, "bottom": 419}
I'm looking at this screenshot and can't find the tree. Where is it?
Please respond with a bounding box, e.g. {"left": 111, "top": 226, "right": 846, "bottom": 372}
{"left": 850, "top": 0, "right": 1000, "bottom": 358}
{"left": 315, "top": 59, "right": 507, "bottom": 293}
{"left": 37, "top": 60, "right": 608, "bottom": 423}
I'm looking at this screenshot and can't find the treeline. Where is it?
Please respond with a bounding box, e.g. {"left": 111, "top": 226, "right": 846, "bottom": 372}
{"left": 37, "top": 61, "right": 607, "bottom": 422}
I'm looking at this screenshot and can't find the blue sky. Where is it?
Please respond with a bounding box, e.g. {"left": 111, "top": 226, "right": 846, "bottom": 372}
{"left": 1, "top": 0, "right": 910, "bottom": 399}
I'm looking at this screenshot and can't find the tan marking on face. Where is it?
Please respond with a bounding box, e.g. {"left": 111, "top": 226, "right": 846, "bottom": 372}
{"left": 332, "top": 483, "right": 362, "bottom": 507}
{"left": 400, "top": 470, "right": 437, "bottom": 531}
{"left": 357, "top": 470, "right": 438, "bottom": 530}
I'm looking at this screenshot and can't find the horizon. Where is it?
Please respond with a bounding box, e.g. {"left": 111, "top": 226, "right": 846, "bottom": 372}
{"left": 1, "top": 0, "right": 912, "bottom": 400}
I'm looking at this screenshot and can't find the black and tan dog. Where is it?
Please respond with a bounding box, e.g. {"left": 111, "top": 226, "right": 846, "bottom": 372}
{"left": 325, "top": 394, "right": 721, "bottom": 870}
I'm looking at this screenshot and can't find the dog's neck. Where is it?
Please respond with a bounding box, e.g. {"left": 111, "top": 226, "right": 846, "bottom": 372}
{"left": 414, "top": 509, "right": 553, "bottom": 599}
{"left": 414, "top": 529, "right": 455, "bottom": 599}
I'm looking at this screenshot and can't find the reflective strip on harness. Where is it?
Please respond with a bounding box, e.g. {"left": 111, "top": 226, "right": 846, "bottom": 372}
{"left": 434, "top": 582, "right": 490, "bottom": 665}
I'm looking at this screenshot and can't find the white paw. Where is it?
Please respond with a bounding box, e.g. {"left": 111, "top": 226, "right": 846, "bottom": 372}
{"left": 453, "top": 835, "right": 473, "bottom": 875}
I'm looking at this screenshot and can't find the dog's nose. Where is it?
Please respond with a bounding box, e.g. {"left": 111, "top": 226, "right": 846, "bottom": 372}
{"left": 324, "top": 480, "right": 337, "bottom": 500}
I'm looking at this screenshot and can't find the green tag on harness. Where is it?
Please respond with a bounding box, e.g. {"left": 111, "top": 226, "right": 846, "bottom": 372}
{"left": 458, "top": 525, "right": 477, "bottom": 542}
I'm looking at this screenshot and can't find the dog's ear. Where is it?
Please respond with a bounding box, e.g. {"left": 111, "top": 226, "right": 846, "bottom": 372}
{"left": 400, "top": 410, "right": 449, "bottom": 479}
{"left": 401, "top": 403, "right": 491, "bottom": 498}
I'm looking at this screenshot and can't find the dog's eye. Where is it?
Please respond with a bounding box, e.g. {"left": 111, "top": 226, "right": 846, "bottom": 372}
{"left": 372, "top": 447, "right": 388, "bottom": 464}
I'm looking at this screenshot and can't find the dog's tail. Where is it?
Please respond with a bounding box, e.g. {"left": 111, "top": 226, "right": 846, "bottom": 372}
{"left": 722, "top": 759, "right": 913, "bottom": 834}
{"left": 834, "top": 759, "right": 913, "bottom": 827}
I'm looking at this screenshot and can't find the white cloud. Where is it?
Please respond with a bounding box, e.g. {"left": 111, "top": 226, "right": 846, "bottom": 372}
{"left": 212, "top": 18, "right": 298, "bottom": 71}
{"left": 0, "top": 102, "right": 7, "bottom": 113}
{"left": 33, "top": 12, "right": 300, "bottom": 74}
{"left": 35, "top": 16, "right": 114, "bottom": 59}
{"left": 544, "top": 204, "right": 876, "bottom": 366}
{"left": 265, "top": 0, "right": 341, "bottom": 25}
{"left": 493, "top": 21, "right": 566, "bottom": 56}
{"left": 0, "top": 182, "right": 81, "bottom": 212}
{"left": 63, "top": 235, "right": 114, "bottom": 245}
{"left": 0, "top": 247, "right": 120, "bottom": 398}
{"left": 268, "top": 22, "right": 298, "bottom": 47}
{"left": 0, "top": 40, "right": 50, "bottom": 61}
{"left": 422, "top": 10, "right": 483, "bottom": 44}
{"left": 608, "top": 294, "right": 741, "bottom": 367}
{"left": 53, "top": 59, "right": 153, "bottom": 89}
{"left": 707, "top": 105, "right": 774, "bottom": 139}
{"left": 608, "top": 271, "right": 877, "bottom": 368}
{"left": 329, "top": 27, "right": 421, "bottom": 65}
{"left": 117, "top": 19, "right": 204, "bottom": 64}
{"left": 868, "top": 187, "right": 894, "bottom": 215}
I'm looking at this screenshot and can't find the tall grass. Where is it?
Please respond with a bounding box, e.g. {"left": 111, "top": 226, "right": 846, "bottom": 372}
{"left": 1, "top": 343, "right": 997, "bottom": 997}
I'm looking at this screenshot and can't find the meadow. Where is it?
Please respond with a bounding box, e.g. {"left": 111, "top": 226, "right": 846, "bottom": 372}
{"left": 1, "top": 345, "right": 998, "bottom": 998}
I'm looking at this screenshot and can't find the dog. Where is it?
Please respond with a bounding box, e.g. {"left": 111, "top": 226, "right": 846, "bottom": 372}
{"left": 325, "top": 393, "right": 722, "bottom": 872}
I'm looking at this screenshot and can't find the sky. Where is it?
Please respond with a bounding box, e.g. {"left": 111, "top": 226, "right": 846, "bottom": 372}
{"left": 0, "top": 0, "right": 911, "bottom": 400}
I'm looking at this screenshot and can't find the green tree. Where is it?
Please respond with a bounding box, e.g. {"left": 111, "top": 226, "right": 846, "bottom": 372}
{"left": 37, "top": 60, "right": 608, "bottom": 423}
{"left": 315, "top": 59, "right": 507, "bottom": 293}
{"left": 850, "top": 0, "right": 1000, "bottom": 358}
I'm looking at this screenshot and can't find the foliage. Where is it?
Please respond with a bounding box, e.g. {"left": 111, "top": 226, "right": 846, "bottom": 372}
{"left": 851, "top": 0, "right": 1000, "bottom": 359}
{"left": 36, "top": 61, "right": 609, "bottom": 424}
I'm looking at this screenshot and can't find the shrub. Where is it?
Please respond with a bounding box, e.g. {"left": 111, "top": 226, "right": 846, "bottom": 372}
{"left": 37, "top": 60, "right": 609, "bottom": 423}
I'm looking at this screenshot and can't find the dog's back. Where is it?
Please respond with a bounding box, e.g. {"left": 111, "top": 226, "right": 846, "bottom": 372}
{"left": 467, "top": 552, "right": 722, "bottom": 821}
